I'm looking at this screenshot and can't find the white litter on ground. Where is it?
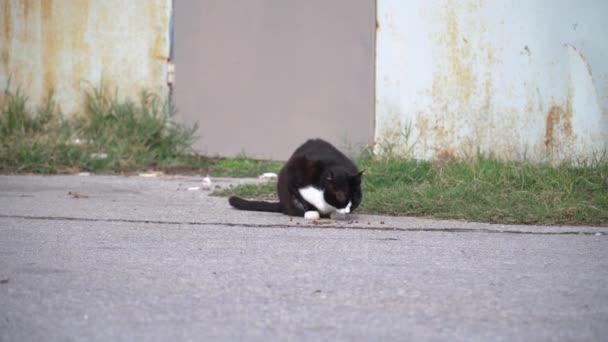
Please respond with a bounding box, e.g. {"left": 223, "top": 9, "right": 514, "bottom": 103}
{"left": 90, "top": 153, "right": 108, "bottom": 160}
{"left": 138, "top": 172, "right": 163, "bottom": 178}
{"left": 202, "top": 176, "right": 213, "bottom": 190}
{"left": 259, "top": 172, "right": 278, "bottom": 181}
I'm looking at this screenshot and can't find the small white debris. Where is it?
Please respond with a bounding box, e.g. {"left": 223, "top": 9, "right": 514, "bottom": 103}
{"left": 187, "top": 186, "right": 201, "bottom": 191}
{"left": 90, "top": 152, "right": 108, "bottom": 160}
{"left": 259, "top": 172, "right": 278, "bottom": 181}
{"left": 72, "top": 138, "right": 93, "bottom": 145}
{"left": 77, "top": 172, "right": 91, "bottom": 176}
{"left": 595, "top": 232, "right": 602, "bottom": 236}
{"left": 139, "top": 172, "right": 159, "bottom": 177}
{"left": 202, "top": 175, "right": 213, "bottom": 190}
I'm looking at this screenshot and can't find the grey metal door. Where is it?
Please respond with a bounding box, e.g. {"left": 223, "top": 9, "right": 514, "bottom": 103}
{"left": 173, "top": 0, "right": 375, "bottom": 160}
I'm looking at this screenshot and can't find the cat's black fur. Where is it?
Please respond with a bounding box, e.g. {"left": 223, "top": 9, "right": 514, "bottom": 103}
{"left": 229, "top": 139, "right": 363, "bottom": 217}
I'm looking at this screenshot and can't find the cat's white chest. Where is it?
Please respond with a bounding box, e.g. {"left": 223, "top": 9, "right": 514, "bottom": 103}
{"left": 298, "top": 186, "right": 351, "bottom": 215}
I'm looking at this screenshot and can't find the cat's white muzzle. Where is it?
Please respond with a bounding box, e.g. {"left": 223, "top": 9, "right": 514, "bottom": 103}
{"left": 336, "top": 201, "right": 352, "bottom": 215}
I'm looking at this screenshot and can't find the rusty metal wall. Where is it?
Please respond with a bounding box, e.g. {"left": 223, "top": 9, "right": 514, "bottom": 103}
{"left": 0, "top": 0, "right": 172, "bottom": 115}
{"left": 173, "top": 0, "right": 376, "bottom": 160}
{"left": 376, "top": 0, "right": 608, "bottom": 161}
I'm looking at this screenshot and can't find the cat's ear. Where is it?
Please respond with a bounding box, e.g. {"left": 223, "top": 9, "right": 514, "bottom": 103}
{"left": 350, "top": 170, "right": 364, "bottom": 184}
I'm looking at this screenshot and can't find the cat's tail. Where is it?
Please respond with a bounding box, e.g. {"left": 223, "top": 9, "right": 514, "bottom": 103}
{"left": 228, "top": 196, "right": 282, "bottom": 213}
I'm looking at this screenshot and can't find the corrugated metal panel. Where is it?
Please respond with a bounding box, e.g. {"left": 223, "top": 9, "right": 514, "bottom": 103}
{"left": 0, "top": 0, "right": 171, "bottom": 115}
{"left": 376, "top": 0, "right": 608, "bottom": 161}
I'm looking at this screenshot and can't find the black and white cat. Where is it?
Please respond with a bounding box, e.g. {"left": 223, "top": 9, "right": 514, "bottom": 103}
{"left": 229, "top": 139, "right": 363, "bottom": 220}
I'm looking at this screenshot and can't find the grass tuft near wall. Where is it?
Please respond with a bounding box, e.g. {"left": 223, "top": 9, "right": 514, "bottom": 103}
{"left": 0, "top": 83, "right": 196, "bottom": 173}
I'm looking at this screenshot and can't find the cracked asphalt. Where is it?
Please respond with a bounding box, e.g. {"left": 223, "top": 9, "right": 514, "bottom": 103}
{"left": 1, "top": 174, "right": 607, "bottom": 341}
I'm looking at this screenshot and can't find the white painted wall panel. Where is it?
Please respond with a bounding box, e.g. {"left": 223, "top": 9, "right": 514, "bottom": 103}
{"left": 376, "top": 0, "right": 608, "bottom": 161}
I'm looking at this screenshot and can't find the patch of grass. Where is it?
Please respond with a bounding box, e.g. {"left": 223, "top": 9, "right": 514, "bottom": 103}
{"left": 211, "top": 157, "right": 282, "bottom": 177}
{"left": 153, "top": 155, "right": 281, "bottom": 177}
{"left": 213, "top": 182, "right": 277, "bottom": 200}
{"left": 0, "top": 85, "right": 80, "bottom": 173}
{"left": 357, "top": 155, "right": 608, "bottom": 225}
{"left": 154, "top": 154, "right": 214, "bottom": 174}
{"left": 75, "top": 86, "right": 197, "bottom": 171}
{"left": 214, "top": 154, "right": 608, "bottom": 226}
{"left": 0, "top": 83, "right": 195, "bottom": 173}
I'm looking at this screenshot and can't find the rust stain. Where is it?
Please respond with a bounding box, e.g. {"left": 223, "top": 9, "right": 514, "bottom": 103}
{"left": 436, "top": 147, "right": 458, "bottom": 162}
{"left": 21, "top": 0, "right": 33, "bottom": 42}
{"left": 444, "top": 1, "right": 476, "bottom": 102}
{"left": 41, "top": 1, "right": 52, "bottom": 27}
{"left": 148, "top": 0, "right": 167, "bottom": 62}
{"left": 0, "top": 0, "right": 10, "bottom": 68}
{"left": 146, "top": 0, "right": 169, "bottom": 89}
{"left": 565, "top": 43, "right": 593, "bottom": 77}
{"left": 23, "top": 0, "right": 31, "bottom": 18}
{"left": 545, "top": 106, "right": 561, "bottom": 149}
{"left": 544, "top": 104, "right": 573, "bottom": 151}
{"left": 150, "top": 33, "right": 168, "bottom": 61}
{"left": 564, "top": 83, "right": 574, "bottom": 138}
{"left": 0, "top": 49, "right": 8, "bottom": 69}
{"left": 3, "top": 0, "right": 11, "bottom": 41}
{"left": 41, "top": 0, "right": 57, "bottom": 95}
{"left": 545, "top": 48, "right": 578, "bottom": 154}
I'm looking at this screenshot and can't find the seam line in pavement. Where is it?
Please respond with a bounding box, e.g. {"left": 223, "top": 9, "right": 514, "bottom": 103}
{"left": 0, "top": 214, "right": 604, "bottom": 236}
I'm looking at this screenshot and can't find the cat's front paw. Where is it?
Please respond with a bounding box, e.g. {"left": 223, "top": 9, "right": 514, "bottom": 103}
{"left": 304, "top": 211, "right": 320, "bottom": 220}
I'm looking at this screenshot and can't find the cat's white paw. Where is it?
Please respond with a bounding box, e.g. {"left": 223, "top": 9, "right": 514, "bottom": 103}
{"left": 304, "top": 211, "right": 320, "bottom": 220}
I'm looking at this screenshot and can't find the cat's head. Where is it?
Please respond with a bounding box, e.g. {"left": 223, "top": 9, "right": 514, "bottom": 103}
{"left": 320, "top": 167, "right": 364, "bottom": 210}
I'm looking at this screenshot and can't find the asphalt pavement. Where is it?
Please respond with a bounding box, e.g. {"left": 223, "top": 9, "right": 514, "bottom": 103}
{"left": 1, "top": 174, "right": 607, "bottom": 341}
